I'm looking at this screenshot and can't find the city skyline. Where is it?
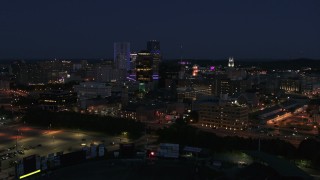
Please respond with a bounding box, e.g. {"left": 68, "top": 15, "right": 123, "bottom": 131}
{"left": 0, "top": 0, "right": 319, "bottom": 60}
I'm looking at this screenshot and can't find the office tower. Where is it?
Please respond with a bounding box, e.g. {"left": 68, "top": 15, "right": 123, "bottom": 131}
{"left": 147, "top": 40, "right": 160, "bottom": 52}
{"left": 228, "top": 57, "right": 234, "bottom": 68}
{"left": 11, "top": 60, "right": 28, "bottom": 85}
{"left": 136, "top": 50, "right": 153, "bottom": 83}
{"left": 121, "top": 84, "right": 129, "bottom": 106}
{"left": 114, "top": 42, "right": 130, "bottom": 70}
{"left": 147, "top": 40, "right": 161, "bottom": 76}
{"left": 95, "top": 62, "right": 119, "bottom": 82}
{"left": 212, "top": 74, "right": 250, "bottom": 96}
{"left": 130, "top": 52, "right": 137, "bottom": 73}
{"left": 198, "top": 102, "right": 248, "bottom": 130}
{"left": 114, "top": 42, "right": 130, "bottom": 81}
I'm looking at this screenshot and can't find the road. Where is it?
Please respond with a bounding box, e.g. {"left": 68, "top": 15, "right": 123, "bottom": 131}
{"left": 193, "top": 124, "right": 304, "bottom": 147}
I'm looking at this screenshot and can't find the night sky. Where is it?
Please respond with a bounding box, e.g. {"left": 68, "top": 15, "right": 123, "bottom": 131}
{"left": 0, "top": 0, "right": 319, "bottom": 60}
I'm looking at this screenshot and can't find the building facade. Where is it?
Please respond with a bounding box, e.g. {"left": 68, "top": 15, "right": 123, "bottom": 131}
{"left": 95, "top": 62, "right": 120, "bottom": 82}
{"left": 114, "top": 42, "right": 130, "bottom": 70}
{"left": 198, "top": 102, "right": 248, "bottom": 130}
{"left": 38, "top": 91, "right": 77, "bottom": 111}
{"left": 74, "top": 82, "right": 112, "bottom": 100}
{"left": 147, "top": 40, "right": 161, "bottom": 76}
{"left": 136, "top": 51, "right": 153, "bottom": 83}
{"left": 279, "top": 78, "right": 301, "bottom": 93}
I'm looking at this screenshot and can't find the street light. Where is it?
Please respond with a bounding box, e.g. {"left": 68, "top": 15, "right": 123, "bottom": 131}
{"left": 16, "top": 129, "right": 21, "bottom": 151}
{"left": 49, "top": 123, "right": 55, "bottom": 143}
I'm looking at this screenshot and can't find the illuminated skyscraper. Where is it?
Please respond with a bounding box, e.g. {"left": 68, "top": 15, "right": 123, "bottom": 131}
{"left": 130, "top": 52, "right": 137, "bottom": 72}
{"left": 114, "top": 42, "right": 130, "bottom": 71}
{"left": 228, "top": 57, "right": 234, "bottom": 68}
{"left": 136, "top": 50, "right": 153, "bottom": 83}
{"left": 147, "top": 40, "right": 160, "bottom": 52}
{"left": 147, "top": 40, "right": 161, "bottom": 76}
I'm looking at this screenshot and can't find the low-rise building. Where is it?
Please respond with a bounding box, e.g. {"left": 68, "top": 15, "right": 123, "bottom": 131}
{"left": 74, "top": 82, "right": 112, "bottom": 109}
{"left": 38, "top": 90, "right": 77, "bottom": 111}
{"left": 74, "top": 82, "right": 111, "bottom": 100}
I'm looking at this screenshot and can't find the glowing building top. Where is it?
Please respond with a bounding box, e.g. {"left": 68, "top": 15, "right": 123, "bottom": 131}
{"left": 228, "top": 57, "right": 234, "bottom": 68}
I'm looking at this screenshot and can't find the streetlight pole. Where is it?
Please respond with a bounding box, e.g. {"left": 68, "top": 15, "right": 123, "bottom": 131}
{"left": 145, "top": 121, "right": 148, "bottom": 148}
{"left": 16, "top": 129, "right": 19, "bottom": 151}
{"left": 11, "top": 104, "right": 13, "bottom": 117}
{"left": 144, "top": 120, "right": 149, "bottom": 160}
{"left": 258, "top": 127, "right": 261, "bottom": 152}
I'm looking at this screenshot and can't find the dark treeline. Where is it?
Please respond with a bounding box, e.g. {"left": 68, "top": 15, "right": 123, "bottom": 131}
{"left": 0, "top": 107, "right": 14, "bottom": 118}
{"left": 22, "top": 110, "right": 320, "bottom": 168}
{"left": 157, "top": 120, "right": 295, "bottom": 156}
{"left": 298, "top": 138, "right": 320, "bottom": 167}
{"left": 157, "top": 119, "right": 320, "bottom": 168}
{"left": 22, "top": 110, "right": 145, "bottom": 139}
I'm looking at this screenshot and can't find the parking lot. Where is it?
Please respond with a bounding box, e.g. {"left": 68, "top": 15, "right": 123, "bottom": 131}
{"left": 0, "top": 124, "right": 128, "bottom": 172}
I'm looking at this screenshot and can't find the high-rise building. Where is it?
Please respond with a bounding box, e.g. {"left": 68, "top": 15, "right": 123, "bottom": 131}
{"left": 147, "top": 40, "right": 160, "bottom": 52}
{"left": 130, "top": 52, "right": 137, "bottom": 73}
{"left": 11, "top": 60, "right": 28, "bottom": 85}
{"left": 114, "top": 42, "right": 130, "bottom": 71}
{"left": 147, "top": 40, "right": 161, "bottom": 76}
{"left": 121, "top": 84, "right": 129, "bottom": 106}
{"left": 228, "top": 57, "right": 234, "bottom": 68}
{"left": 95, "top": 62, "right": 119, "bottom": 82}
{"left": 136, "top": 50, "right": 153, "bottom": 83}
{"left": 212, "top": 74, "right": 251, "bottom": 96}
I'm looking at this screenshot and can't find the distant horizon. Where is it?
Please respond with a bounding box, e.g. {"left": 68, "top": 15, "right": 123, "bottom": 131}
{"left": 0, "top": 57, "right": 319, "bottom": 62}
{"left": 0, "top": 1, "right": 319, "bottom": 60}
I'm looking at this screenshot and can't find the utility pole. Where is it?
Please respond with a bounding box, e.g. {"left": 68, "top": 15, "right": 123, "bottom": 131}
{"left": 16, "top": 129, "right": 19, "bottom": 151}
{"left": 145, "top": 120, "right": 147, "bottom": 148}
{"left": 258, "top": 126, "right": 261, "bottom": 152}
{"left": 144, "top": 120, "right": 149, "bottom": 160}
